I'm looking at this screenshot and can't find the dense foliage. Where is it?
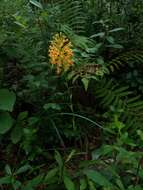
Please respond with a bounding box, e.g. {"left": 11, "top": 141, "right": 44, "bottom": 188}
{"left": 0, "top": 0, "right": 143, "bottom": 189}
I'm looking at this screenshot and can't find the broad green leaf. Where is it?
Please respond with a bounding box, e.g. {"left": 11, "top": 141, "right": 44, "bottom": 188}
{"left": 109, "top": 28, "right": 124, "bottom": 33}
{"left": 0, "top": 176, "right": 12, "bottom": 185}
{"left": 81, "top": 78, "right": 89, "bottom": 91}
{"left": 16, "top": 164, "right": 32, "bottom": 175}
{"left": 30, "top": 0, "right": 43, "bottom": 9}
{"left": 106, "top": 44, "right": 123, "bottom": 49}
{"left": 14, "top": 21, "right": 26, "bottom": 28}
{"left": 97, "top": 57, "right": 104, "bottom": 65}
{"left": 22, "top": 174, "right": 44, "bottom": 190}
{"left": 86, "top": 43, "right": 102, "bottom": 53}
{"left": 116, "top": 179, "right": 125, "bottom": 190}
{"left": 44, "top": 168, "right": 58, "bottom": 183}
{"left": 5, "top": 165, "right": 12, "bottom": 175}
{"left": 65, "top": 150, "right": 76, "bottom": 163}
{"left": 55, "top": 151, "right": 63, "bottom": 168}
{"left": 55, "top": 151, "right": 63, "bottom": 179}
{"left": 64, "top": 176, "right": 75, "bottom": 190}
{"left": 12, "top": 180, "right": 22, "bottom": 190}
{"left": 0, "top": 89, "right": 16, "bottom": 111}
{"left": 28, "top": 174, "right": 44, "bottom": 186}
{"left": 92, "top": 145, "right": 114, "bottom": 160}
{"left": 28, "top": 117, "right": 39, "bottom": 126}
{"left": 11, "top": 124, "right": 23, "bottom": 144}
{"left": 88, "top": 180, "right": 97, "bottom": 190}
{"left": 137, "top": 130, "right": 143, "bottom": 141}
{"left": 0, "top": 112, "right": 13, "bottom": 134}
{"left": 84, "top": 169, "right": 111, "bottom": 187}
{"left": 127, "top": 185, "right": 142, "bottom": 190}
{"left": 67, "top": 71, "right": 76, "bottom": 80}
{"left": 91, "top": 32, "right": 105, "bottom": 38}
{"left": 17, "top": 111, "right": 28, "bottom": 121}
{"left": 116, "top": 147, "right": 136, "bottom": 164}
{"left": 106, "top": 36, "right": 115, "bottom": 44}
{"left": 80, "top": 178, "right": 87, "bottom": 190}
{"left": 44, "top": 103, "right": 61, "bottom": 111}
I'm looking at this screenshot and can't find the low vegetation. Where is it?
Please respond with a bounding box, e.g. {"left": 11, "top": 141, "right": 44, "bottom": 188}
{"left": 0, "top": 0, "right": 143, "bottom": 189}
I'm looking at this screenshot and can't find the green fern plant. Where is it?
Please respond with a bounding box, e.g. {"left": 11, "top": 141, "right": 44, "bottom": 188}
{"left": 108, "top": 50, "right": 143, "bottom": 72}
{"left": 94, "top": 78, "right": 143, "bottom": 128}
{"left": 52, "top": 0, "right": 86, "bottom": 34}
{"left": 37, "top": 0, "right": 86, "bottom": 34}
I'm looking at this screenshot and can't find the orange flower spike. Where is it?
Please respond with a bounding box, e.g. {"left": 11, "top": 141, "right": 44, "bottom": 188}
{"left": 48, "top": 33, "right": 74, "bottom": 74}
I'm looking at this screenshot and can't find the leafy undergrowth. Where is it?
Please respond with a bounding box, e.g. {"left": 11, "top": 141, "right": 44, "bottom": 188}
{"left": 0, "top": 0, "right": 143, "bottom": 189}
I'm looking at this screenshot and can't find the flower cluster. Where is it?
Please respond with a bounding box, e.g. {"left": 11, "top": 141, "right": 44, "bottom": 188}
{"left": 49, "top": 33, "right": 74, "bottom": 74}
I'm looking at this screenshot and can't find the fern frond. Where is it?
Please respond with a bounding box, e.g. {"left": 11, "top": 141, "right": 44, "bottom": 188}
{"left": 50, "top": 0, "right": 86, "bottom": 34}
{"left": 108, "top": 50, "right": 143, "bottom": 73}
{"left": 94, "top": 78, "right": 143, "bottom": 128}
